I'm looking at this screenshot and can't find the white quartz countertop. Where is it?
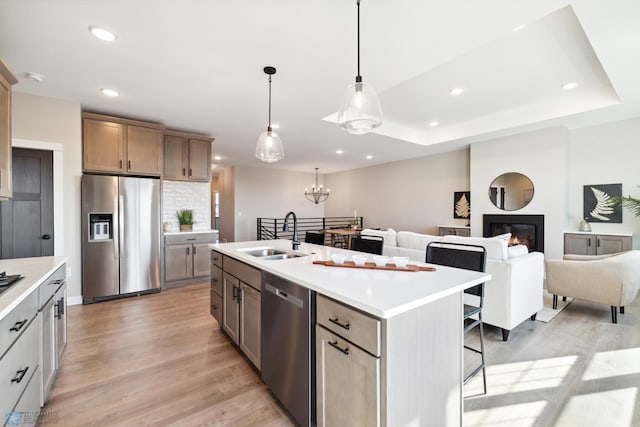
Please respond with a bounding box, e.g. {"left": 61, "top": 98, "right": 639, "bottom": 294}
{"left": 564, "top": 230, "right": 633, "bottom": 237}
{"left": 164, "top": 230, "right": 219, "bottom": 235}
{"left": 0, "top": 256, "right": 68, "bottom": 320}
{"left": 209, "top": 240, "right": 490, "bottom": 319}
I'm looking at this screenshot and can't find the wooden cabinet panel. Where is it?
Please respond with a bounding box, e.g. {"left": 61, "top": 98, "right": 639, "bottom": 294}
{"left": 164, "top": 244, "right": 191, "bottom": 281}
{"left": 0, "top": 60, "right": 17, "bottom": 200}
{"left": 222, "top": 273, "right": 240, "bottom": 344}
{"left": 83, "top": 119, "right": 125, "bottom": 173}
{"left": 438, "top": 226, "right": 470, "bottom": 237}
{"left": 564, "top": 233, "right": 632, "bottom": 256}
{"left": 188, "top": 139, "right": 211, "bottom": 181}
{"left": 210, "top": 290, "right": 222, "bottom": 325}
{"left": 192, "top": 243, "right": 211, "bottom": 277}
{"left": 163, "top": 135, "right": 188, "bottom": 180}
{"left": 126, "top": 125, "right": 163, "bottom": 175}
{"left": 211, "top": 265, "right": 222, "bottom": 296}
{"left": 316, "top": 325, "right": 380, "bottom": 427}
{"left": 239, "top": 282, "right": 261, "bottom": 370}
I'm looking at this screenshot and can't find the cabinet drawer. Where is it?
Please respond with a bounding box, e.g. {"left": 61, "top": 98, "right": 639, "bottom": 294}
{"left": 317, "top": 294, "right": 381, "bottom": 357}
{"left": 0, "top": 317, "right": 39, "bottom": 420}
{"left": 211, "top": 250, "right": 223, "bottom": 268}
{"left": 210, "top": 290, "right": 222, "bottom": 325}
{"left": 165, "top": 233, "right": 218, "bottom": 245}
{"left": 0, "top": 290, "right": 38, "bottom": 360}
{"left": 223, "top": 256, "right": 261, "bottom": 291}
{"left": 38, "top": 265, "right": 66, "bottom": 309}
{"left": 211, "top": 265, "right": 222, "bottom": 296}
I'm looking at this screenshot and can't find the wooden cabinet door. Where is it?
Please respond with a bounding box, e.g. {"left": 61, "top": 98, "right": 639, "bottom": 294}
{"left": 188, "top": 139, "right": 211, "bottom": 181}
{"left": 564, "top": 233, "right": 594, "bottom": 255}
{"left": 192, "top": 243, "right": 211, "bottom": 277}
{"left": 163, "top": 135, "right": 188, "bottom": 180}
{"left": 164, "top": 244, "right": 192, "bottom": 282}
{"left": 126, "top": 125, "right": 163, "bottom": 176}
{"left": 222, "top": 273, "right": 240, "bottom": 344}
{"left": 316, "top": 325, "right": 380, "bottom": 427}
{"left": 0, "top": 72, "right": 12, "bottom": 199}
{"left": 239, "top": 282, "right": 261, "bottom": 370}
{"left": 83, "top": 119, "right": 125, "bottom": 173}
{"left": 596, "top": 235, "right": 631, "bottom": 255}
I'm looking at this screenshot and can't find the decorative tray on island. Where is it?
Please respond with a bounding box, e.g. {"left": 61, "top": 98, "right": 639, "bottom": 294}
{"left": 313, "top": 260, "right": 436, "bottom": 272}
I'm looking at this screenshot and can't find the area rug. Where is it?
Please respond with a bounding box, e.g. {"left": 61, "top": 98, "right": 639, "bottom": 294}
{"left": 535, "top": 291, "right": 573, "bottom": 323}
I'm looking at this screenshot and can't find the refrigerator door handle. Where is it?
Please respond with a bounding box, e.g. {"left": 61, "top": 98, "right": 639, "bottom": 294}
{"left": 113, "top": 196, "right": 119, "bottom": 259}
{"left": 119, "top": 195, "right": 125, "bottom": 256}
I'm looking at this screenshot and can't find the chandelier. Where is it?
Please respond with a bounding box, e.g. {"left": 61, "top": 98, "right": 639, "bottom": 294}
{"left": 304, "top": 168, "right": 330, "bottom": 204}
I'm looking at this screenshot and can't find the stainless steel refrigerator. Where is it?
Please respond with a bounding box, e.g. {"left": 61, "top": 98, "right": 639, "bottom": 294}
{"left": 81, "top": 174, "right": 161, "bottom": 303}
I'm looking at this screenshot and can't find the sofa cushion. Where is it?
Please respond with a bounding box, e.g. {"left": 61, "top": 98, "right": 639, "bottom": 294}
{"left": 508, "top": 244, "right": 529, "bottom": 258}
{"left": 396, "top": 231, "right": 441, "bottom": 252}
{"left": 441, "top": 235, "right": 508, "bottom": 261}
{"left": 361, "top": 228, "right": 397, "bottom": 247}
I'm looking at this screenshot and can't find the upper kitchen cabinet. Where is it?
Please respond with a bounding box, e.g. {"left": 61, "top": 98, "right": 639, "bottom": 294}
{"left": 82, "top": 112, "right": 164, "bottom": 176}
{"left": 0, "top": 59, "right": 18, "bottom": 200}
{"left": 164, "top": 130, "right": 214, "bottom": 182}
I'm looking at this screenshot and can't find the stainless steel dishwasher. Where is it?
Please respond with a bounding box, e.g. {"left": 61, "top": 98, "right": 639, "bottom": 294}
{"left": 261, "top": 271, "right": 315, "bottom": 427}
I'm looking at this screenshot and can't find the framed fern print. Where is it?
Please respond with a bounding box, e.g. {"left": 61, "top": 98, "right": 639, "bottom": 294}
{"left": 454, "top": 191, "right": 471, "bottom": 219}
{"left": 583, "top": 183, "right": 622, "bottom": 223}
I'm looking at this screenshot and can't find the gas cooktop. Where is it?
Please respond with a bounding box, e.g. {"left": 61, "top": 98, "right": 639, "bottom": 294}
{"left": 0, "top": 272, "right": 24, "bottom": 295}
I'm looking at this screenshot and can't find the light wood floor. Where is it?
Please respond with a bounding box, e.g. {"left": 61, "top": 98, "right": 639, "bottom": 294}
{"left": 39, "top": 283, "right": 293, "bottom": 426}
{"left": 40, "top": 282, "right": 640, "bottom": 426}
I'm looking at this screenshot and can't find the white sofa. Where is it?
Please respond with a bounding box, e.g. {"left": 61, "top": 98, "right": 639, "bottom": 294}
{"left": 361, "top": 228, "right": 545, "bottom": 341}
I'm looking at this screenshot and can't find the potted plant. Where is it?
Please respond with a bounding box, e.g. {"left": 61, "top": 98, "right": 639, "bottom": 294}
{"left": 176, "top": 209, "right": 194, "bottom": 231}
{"left": 611, "top": 195, "right": 640, "bottom": 218}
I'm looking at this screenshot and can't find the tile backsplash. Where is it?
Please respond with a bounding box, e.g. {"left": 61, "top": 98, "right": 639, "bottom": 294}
{"left": 163, "top": 180, "right": 211, "bottom": 231}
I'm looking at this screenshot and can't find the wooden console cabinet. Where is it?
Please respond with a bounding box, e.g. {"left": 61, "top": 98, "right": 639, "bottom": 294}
{"left": 438, "top": 225, "right": 471, "bottom": 237}
{"left": 82, "top": 112, "right": 164, "bottom": 176}
{"left": 564, "top": 232, "right": 632, "bottom": 256}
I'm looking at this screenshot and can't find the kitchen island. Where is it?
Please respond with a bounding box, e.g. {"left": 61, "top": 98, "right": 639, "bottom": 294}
{"left": 209, "top": 240, "right": 490, "bottom": 427}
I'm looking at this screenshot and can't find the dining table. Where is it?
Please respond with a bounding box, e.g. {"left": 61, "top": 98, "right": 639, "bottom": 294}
{"left": 324, "top": 227, "right": 362, "bottom": 249}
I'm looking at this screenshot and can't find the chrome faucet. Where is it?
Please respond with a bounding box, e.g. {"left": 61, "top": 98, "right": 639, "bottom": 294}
{"left": 283, "top": 211, "right": 299, "bottom": 250}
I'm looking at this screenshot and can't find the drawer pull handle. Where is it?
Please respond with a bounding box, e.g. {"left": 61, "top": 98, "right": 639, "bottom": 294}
{"left": 328, "top": 341, "right": 349, "bottom": 355}
{"left": 9, "top": 319, "right": 27, "bottom": 332}
{"left": 11, "top": 367, "right": 29, "bottom": 384}
{"left": 329, "top": 317, "right": 350, "bottom": 330}
{"left": 212, "top": 304, "right": 218, "bottom": 310}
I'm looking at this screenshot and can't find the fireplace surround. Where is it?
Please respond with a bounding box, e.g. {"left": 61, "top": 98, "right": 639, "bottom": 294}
{"left": 483, "top": 214, "right": 544, "bottom": 253}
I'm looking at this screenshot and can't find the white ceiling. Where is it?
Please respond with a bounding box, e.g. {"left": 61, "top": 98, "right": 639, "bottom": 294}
{"left": 1, "top": 0, "right": 638, "bottom": 173}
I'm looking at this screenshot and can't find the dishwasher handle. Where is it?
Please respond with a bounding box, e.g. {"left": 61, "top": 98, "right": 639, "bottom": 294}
{"left": 264, "top": 282, "right": 304, "bottom": 310}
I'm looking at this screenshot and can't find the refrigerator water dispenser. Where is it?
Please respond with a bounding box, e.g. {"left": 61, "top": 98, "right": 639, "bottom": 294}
{"left": 89, "top": 213, "right": 112, "bottom": 241}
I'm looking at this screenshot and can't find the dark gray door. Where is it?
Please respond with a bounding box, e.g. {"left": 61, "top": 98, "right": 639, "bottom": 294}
{"left": 0, "top": 148, "right": 54, "bottom": 259}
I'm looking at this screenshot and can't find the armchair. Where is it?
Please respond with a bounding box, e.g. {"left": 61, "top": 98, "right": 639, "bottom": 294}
{"left": 546, "top": 250, "right": 640, "bottom": 323}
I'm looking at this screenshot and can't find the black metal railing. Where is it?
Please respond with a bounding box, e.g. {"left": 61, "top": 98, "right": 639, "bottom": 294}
{"left": 257, "top": 216, "right": 364, "bottom": 242}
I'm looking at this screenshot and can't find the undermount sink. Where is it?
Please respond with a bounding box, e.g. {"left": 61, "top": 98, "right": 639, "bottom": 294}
{"left": 239, "top": 247, "right": 306, "bottom": 260}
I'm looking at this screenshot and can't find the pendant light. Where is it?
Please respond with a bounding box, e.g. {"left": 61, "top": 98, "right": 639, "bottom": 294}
{"left": 256, "top": 66, "right": 284, "bottom": 163}
{"left": 337, "top": 0, "right": 383, "bottom": 135}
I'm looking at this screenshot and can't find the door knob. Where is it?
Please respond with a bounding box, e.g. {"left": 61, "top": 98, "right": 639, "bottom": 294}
{"left": 42, "top": 234, "right": 51, "bottom": 240}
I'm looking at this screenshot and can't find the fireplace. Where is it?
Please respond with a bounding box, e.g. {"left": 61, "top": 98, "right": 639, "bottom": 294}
{"left": 483, "top": 214, "right": 544, "bottom": 253}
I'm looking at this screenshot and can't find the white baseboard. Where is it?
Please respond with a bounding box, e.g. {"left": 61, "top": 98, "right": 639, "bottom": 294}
{"left": 67, "top": 295, "right": 83, "bottom": 306}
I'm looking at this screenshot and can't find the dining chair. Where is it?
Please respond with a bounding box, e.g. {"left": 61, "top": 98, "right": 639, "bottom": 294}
{"left": 349, "top": 235, "right": 384, "bottom": 255}
{"left": 426, "top": 241, "right": 488, "bottom": 396}
{"left": 304, "top": 230, "right": 326, "bottom": 245}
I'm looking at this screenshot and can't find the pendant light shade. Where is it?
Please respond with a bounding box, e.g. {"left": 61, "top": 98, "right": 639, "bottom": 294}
{"left": 256, "top": 66, "right": 284, "bottom": 163}
{"left": 338, "top": 0, "right": 382, "bottom": 134}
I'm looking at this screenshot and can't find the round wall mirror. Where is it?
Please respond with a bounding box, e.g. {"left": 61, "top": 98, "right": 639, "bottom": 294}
{"left": 489, "top": 172, "right": 534, "bottom": 211}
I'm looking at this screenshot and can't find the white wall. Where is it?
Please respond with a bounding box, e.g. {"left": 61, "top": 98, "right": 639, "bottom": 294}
{"left": 162, "top": 180, "right": 211, "bottom": 231}
{"left": 569, "top": 117, "right": 640, "bottom": 247}
{"left": 12, "top": 93, "right": 82, "bottom": 301}
{"left": 324, "top": 149, "right": 470, "bottom": 234}
{"left": 233, "top": 166, "right": 325, "bottom": 241}
{"left": 470, "top": 127, "right": 569, "bottom": 260}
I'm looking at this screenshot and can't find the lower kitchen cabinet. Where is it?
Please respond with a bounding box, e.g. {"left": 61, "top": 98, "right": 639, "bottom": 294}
{"left": 164, "top": 232, "right": 217, "bottom": 286}
{"left": 316, "top": 325, "right": 380, "bottom": 427}
{"left": 214, "top": 253, "right": 261, "bottom": 370}
{"left": 210, "top": 259, "right": 223, "bottom": 324}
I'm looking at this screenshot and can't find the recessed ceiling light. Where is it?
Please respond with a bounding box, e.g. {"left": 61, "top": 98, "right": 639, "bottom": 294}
{"left": 428, "top": 121, "right": 439, "bottom": 127}
{"left": 89, "top": 26, "right": 117, "bottom": 42}
{"left": 271, "top": 123, "right": 280, "bottom": 129}
{"left": 213, "top": 155, "right": 222, "bottom": 161}
{"left": 365, "top": 155, "right": 373, "bottom": 160}
{"left": 336, "top": 149, "right": 344, "bottom": 155}
{"left": 449, "top": 88, "right": 464, "bottom": 95}
{"left": 26, "top": 72, "right": 45, "bottom": 83}
{"left": 101, "top": 88, "right": 120, "bottom": 97}
{"left": 512, "top": 24, "right": 526, "bottom": 32}
{"left": 561, "top": 82, "right": 578, "bottom": 90}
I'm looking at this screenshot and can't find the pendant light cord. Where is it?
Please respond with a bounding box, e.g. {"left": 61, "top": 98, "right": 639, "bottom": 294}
{"left": 356, "top": 0, "right": 361, "bottom": 81}
{"left": 268, "top": 75, "right": 272, "bottom": 130}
